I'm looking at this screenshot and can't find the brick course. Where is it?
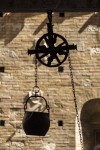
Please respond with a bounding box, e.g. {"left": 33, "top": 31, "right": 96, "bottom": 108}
{"left": 0, "top": 12, "right": 100, "bottom": 150}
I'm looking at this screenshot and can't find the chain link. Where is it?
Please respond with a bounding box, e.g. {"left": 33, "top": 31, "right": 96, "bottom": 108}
{"left": 35, "top": 55, "right": 38, "bottom": 87}
{"left": 68, "top": 53, "right": 84, "bottom": 150}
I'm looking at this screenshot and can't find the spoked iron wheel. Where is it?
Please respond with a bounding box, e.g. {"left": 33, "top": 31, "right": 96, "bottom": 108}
{"left": 36, "top": 33, "right": 69, "bottom": 67}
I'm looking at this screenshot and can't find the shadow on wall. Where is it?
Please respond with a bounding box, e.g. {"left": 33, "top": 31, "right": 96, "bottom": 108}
{"left": 34, "top": 12, "right": 100, "bottom": 42}
{"left": 0, "top": 13, "right": 35, "bottom": 45}
{"left": 0, "top": 12, "right": 99, "bottom": 45}
{"left": 79, "top": 12, "right": 100, "bottom": 41}
{"left": 81, "top": 98, "right": 100, "bottom": 150}
{"left": 33, "top": 12, "right": 92, "bottom": 35}
{"left": 86, "top": 0, "right": 100, "bottom": 8}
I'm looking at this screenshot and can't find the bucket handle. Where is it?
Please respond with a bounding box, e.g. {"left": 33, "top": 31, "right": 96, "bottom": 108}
{"left": 24, "top": 95, "right": 50, "bottom": 113}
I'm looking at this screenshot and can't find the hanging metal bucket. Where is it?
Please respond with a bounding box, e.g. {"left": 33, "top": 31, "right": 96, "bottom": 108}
{"left": 23, "top": 95, "right": 50, "bottom": 136}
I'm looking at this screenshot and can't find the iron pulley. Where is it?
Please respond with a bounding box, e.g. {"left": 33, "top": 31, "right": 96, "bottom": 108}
{"left": 28, "top": 10, "right": 77, "bottom": 67}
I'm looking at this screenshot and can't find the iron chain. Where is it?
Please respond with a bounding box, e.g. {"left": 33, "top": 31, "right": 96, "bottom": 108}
{"left": 33, "top": 55, "right": 41, "bottom": 95}
{"left": 68, "top": 53, "right": 84, "bottom": 150}
{"left": 35, "top": 55, "right": 38, "bottom": 87}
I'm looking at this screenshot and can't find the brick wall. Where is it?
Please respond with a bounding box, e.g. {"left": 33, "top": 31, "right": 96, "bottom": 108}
{"left": 0, "top": 12, "right": 100, "bottom": 150}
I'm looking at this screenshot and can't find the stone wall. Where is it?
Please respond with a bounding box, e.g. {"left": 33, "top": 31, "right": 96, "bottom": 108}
{"left": 0, "top": 12, "right": 100, "bottom": 150}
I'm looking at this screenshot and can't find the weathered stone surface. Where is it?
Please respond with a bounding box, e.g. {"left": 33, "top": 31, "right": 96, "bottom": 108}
{"left": 0, "top": 12, "right": 99, "bottom": 150}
